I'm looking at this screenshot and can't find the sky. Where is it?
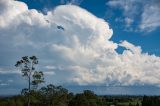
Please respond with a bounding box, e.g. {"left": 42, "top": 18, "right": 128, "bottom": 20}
{"left": 0, "top": 0, "right": 160, "bottom": 95}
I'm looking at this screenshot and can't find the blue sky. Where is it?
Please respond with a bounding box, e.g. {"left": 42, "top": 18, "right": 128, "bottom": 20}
{"left": 0, "top": 0, "right": 160, "bottom": 95}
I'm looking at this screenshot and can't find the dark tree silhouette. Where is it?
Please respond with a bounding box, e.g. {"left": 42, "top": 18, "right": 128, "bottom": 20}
{"left": 15, "top": 56, "right": 44, "bottom": 106}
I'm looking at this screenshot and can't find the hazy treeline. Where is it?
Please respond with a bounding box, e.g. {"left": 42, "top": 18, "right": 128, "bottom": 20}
{"left": 0, "top": 84, "right": 159, "bottom": 106}
{"left": 0, "top": 84, "right": 104, "bottom": 106}
{"left": 0, "top": 84, "right": 160, "bottom": 106}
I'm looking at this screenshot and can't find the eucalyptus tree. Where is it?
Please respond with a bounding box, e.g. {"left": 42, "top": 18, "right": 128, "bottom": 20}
{"left": 15, "top": 56, "right": 44, "bottom": 106}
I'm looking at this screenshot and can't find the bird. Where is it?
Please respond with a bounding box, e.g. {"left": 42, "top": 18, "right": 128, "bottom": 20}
{"left": 45, "top": 19, "right": 50, "bottom": 23}
{"left": 57, "top": 25, "right": 65, "bottom": 31}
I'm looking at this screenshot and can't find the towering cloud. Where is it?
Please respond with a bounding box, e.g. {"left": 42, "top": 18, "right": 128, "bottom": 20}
{"left": 0, "top": 0, "right": 160, "bottom": 87}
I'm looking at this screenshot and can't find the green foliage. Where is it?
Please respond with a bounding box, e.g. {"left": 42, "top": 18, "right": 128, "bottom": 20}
{"left": 69, "top": 93, "right": 90, "bottom": 106}
{"left": 136, "top": 102, "right": 140, "bottom": 106}
{"left": 38, "top": 84, "right": 69, "bottom": 106}
{"left": 142, "top": 96, "right": 160, "bottom": 106}
{"left": 4, "top": 87, "right": 160, "bottom": 106}
{"left": 32, "top": 71, "right": 44, "bottom": 89}
{"left": 68, "top": 90, "right": 104, "bottom": 106}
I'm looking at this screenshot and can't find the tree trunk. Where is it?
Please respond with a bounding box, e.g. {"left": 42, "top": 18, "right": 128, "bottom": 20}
{"left": 28, "top": 72, "right": 31, "bottom": 106}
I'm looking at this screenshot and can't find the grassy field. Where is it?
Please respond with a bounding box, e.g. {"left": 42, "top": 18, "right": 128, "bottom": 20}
{"left": 103, "top": 95, "right": 142, "bottom": 106}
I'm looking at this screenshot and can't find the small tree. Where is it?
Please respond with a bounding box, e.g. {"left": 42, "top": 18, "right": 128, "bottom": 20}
{"left": 15, "top": 56, "right": 44, "bottom": 106}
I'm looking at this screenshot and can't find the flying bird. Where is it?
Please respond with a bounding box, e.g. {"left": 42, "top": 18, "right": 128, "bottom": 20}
{"left": 45, "top": 19, "right": 65, "bottom": 31}
{"left": 57, "top": 25, "right": 65, "bottom": 31}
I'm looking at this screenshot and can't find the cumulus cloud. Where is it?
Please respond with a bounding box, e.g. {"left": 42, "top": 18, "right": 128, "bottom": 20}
{"left": 0, "top": 0, "right": 28, "bottom": 28}
{"left": 0, "top": 0, "right": 160, "bottom": 87}
{"left": 107, "top": 0, "right": 160, "bottom": 32}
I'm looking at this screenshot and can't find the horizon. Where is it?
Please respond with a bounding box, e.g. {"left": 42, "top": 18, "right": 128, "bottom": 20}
{"left": 1, "top": 85, "right": 160, "bottom": 96}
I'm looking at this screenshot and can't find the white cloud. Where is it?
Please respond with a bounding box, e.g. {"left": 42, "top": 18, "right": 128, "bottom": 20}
{"left": 8, "top": 79, "right": 13, "bottom": 83}
{"left": 44, "top": 71, "right": 55, "bottom": 75}
{"left": 0, "top": 68, "right": 20, "bottom": 74}
{"left": 125, "top": 17, "right": 133, "bottom": 27}
{"left": 0, "top": 0, "right": 160, "bottom": 86}
{"left": 107, "top": 0, "right": 160, "bottom": 32}
{"left": 60, "top": 0, "right": 84, "bottom": 5}
{"left": 44, "top": 66, "right": 56, "bottom": 70}
{"left": 139, "top": 2, "right": 160, "bottom": 32}
{"left": 0, "top": 83, "right": 8, "bottom": 86}
{"left": 119, "top": 40, "right": 142, "bottom": 54}
{"left": 107, "top": 0, "right": 139, "bottom": 31}
{"left": 0, "top": 79, "right": 10, "bottom": 86}
{"left": 0, "top": 0, "right": 28, "bottom": 28}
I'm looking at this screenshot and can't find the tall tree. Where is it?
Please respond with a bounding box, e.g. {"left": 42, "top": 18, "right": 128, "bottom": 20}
{"left": 15, "top": 56, "right": 44, "bottom": 106}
